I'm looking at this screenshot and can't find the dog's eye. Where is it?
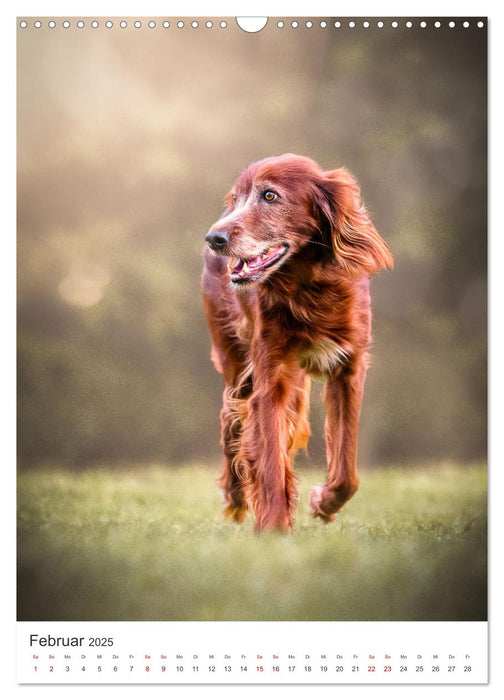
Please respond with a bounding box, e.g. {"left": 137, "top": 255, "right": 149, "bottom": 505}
{"left": 231, "top": 193, "right": 237, "bottom": 202}
{"left": 263, "top": 190, "right": 278, "bottom": 202}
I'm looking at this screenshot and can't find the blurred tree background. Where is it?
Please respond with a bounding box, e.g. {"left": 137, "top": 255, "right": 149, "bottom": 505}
{"left": 17, "top": 19, "right": 487, "bottom": 470}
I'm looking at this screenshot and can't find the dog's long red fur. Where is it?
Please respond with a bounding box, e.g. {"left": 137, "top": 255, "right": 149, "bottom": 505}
{"left": 202, "top": 154, "right": 393, "bottom": 532}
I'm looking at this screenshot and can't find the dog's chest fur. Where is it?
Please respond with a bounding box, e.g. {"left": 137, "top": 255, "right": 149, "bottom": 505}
{"left": 298, "top": 338, "right": 349, "bottom": 375}
{"left": 244, "top": 274, "right": 360, "bottom": 376}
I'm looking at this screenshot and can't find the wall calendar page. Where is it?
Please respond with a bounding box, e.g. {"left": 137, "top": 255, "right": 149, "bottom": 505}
{"left": 14, "top": 5, "right": 489, "bottom": 691}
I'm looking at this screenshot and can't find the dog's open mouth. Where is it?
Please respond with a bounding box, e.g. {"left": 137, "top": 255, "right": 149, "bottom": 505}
{"left": 227, "top": 244, "right": 288, "bottom": 283}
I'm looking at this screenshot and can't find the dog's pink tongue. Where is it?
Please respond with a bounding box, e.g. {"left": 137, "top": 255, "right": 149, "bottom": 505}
{"left": 248, "top": 254, "right": 264, "bottom": 270}
{"left": 249, "top": 246, "right": 285, "bottom": 270}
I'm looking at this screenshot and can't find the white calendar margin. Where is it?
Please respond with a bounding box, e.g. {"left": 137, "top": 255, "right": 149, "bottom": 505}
{"left": 16, "top": 621, "right": 488, "bottom": 684}
{"left": 5, "top": 0, "right": 501, "bottom": 697}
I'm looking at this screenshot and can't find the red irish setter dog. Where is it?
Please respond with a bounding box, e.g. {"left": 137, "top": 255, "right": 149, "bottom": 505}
{"left": 202, "top": 154, "right": 393, "bottom": 532}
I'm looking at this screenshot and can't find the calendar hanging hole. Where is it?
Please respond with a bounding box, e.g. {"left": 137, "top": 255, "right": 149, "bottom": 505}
{"left": 236, "top": 17, "right": 268, "bottom": 33}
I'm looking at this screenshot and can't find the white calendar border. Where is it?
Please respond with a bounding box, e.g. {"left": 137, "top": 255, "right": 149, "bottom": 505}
{"left": 16, "top": 620, "right": 488, "bottom": 685}
{"left": 5, "top": 0, "right": 502, "bottom": 697}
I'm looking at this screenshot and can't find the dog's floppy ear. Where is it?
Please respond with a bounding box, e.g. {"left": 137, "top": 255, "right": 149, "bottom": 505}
{"left": 315, "top": 167, "right": 393, "bottom": 275}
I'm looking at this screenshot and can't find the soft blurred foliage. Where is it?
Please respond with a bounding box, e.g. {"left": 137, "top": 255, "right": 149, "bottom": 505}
{"left": 17, "top": 20, "right": 487, "bottom": 469}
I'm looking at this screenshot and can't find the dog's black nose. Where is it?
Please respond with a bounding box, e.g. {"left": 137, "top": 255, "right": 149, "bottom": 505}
{"left": 205, "top": 229, "right": 229, "bottom": 251}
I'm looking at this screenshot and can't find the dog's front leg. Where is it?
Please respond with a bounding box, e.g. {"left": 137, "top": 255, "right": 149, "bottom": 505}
{"left": 241, "top": 357, "right": 300, "bottom": 533}
{"left": 310, "top": 356, "right": 367, "bottom": 521}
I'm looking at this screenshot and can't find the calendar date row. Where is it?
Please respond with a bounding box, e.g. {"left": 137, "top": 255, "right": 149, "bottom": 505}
{"left": 32, "top": 663, "right": 474, "bottom": 674}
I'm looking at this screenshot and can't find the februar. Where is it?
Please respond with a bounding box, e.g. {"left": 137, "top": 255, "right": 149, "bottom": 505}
{"left": 30, "top": 634, "right": 84, "bottom": 647}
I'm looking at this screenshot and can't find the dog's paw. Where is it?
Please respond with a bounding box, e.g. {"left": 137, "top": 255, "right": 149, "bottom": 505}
{"left": 309, "top": 485, "right": 337, "bottom": 522}
{"left": 223, "top": 505, "right": 248, "bottom": 523}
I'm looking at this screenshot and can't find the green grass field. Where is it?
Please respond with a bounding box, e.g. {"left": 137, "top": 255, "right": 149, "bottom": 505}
{"left": 17, "top": 463, "right": 486, "bottom": 622}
